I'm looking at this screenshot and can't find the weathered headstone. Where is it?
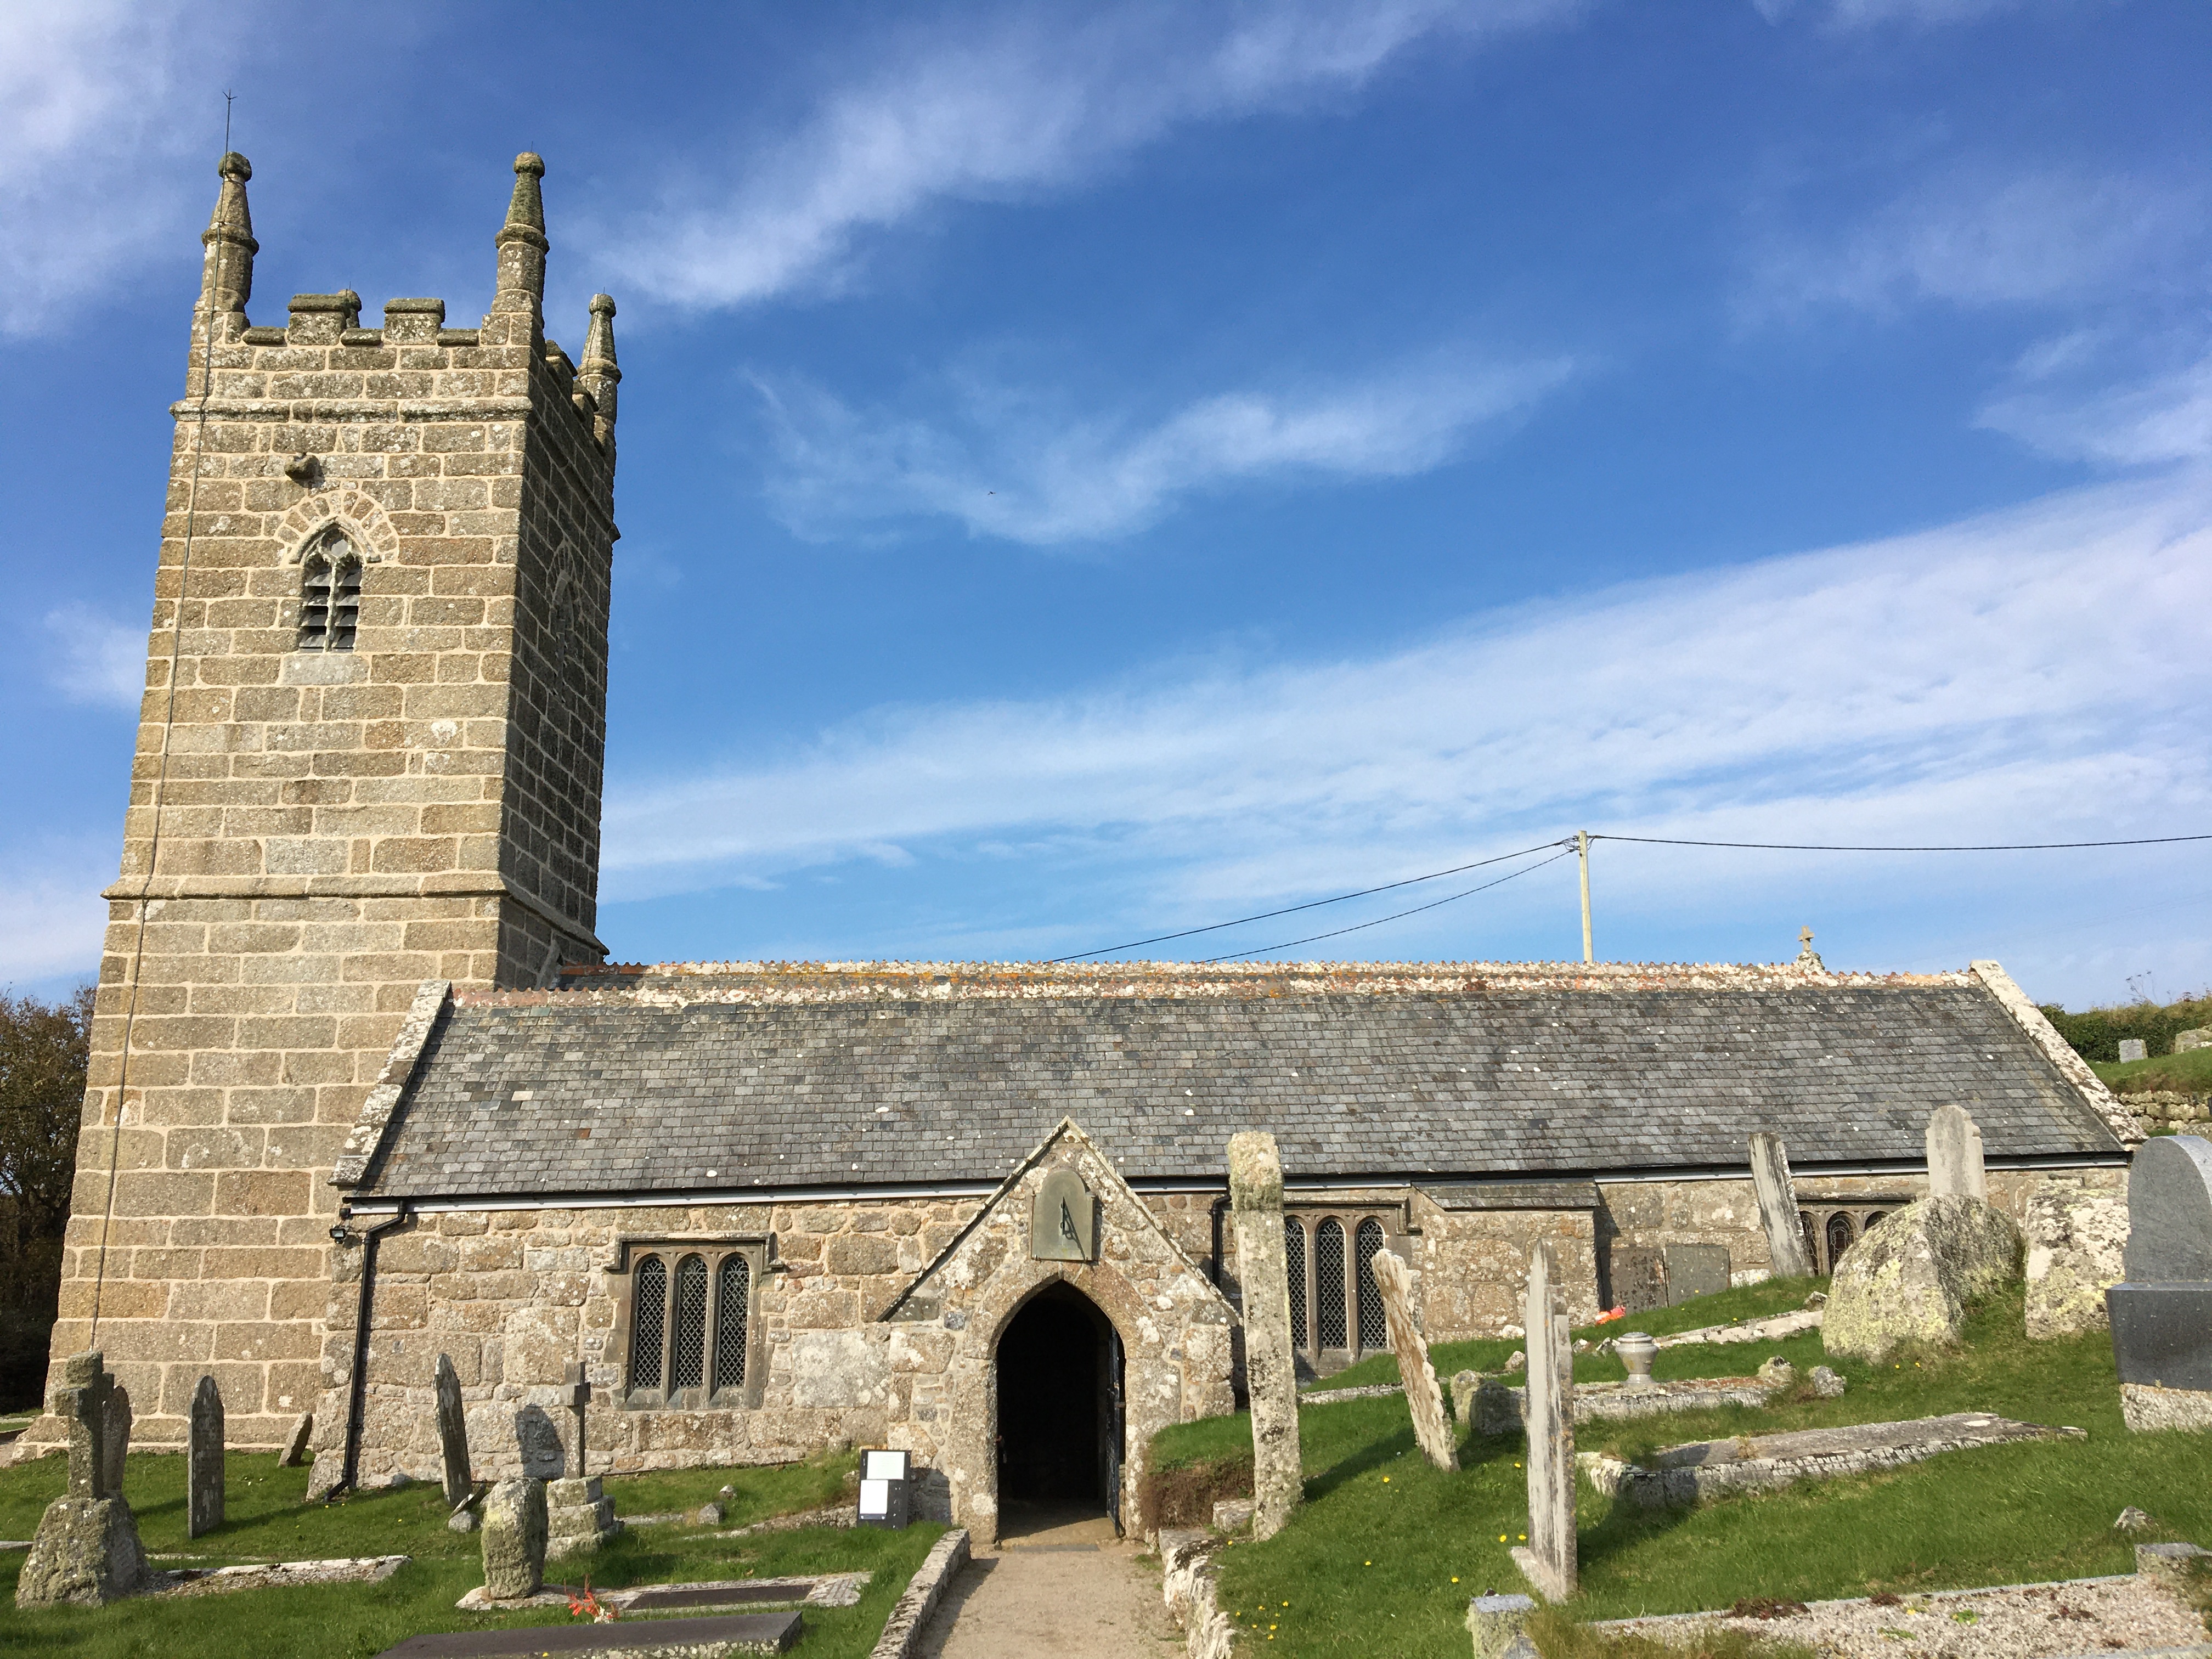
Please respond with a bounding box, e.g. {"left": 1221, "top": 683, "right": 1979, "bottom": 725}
{"left": 14, "top": 1351, "right": 152, "bottom": 1609}
{"left": 1607, "top": 1244, "right": 1668, "bottom": 1313}
{"left": 1822, "top": 1194, "right": 2022, "bottom": 1362}
{"left": 514, "top": 1404, "right": 565, "bottom": 1479}
{"left": 479, "top": 1476, "right": 549, "bottom": 1599}
{"left": 187, "top": 1374, "right": 224, "bottom": 1538}
{"left": 1748, "top": 1133, "right": 1814, "bottom": 1278}
{"left": 280, "top": 1409, "right": 314, "bottom": 1468}
{"left": 434, "top": 1353, "right": 472, "bottom": 1508}
{"left": 2106, "top": 1135, "right": 2212, "bottom": 1432}
{"left": 2118, "top": 1039, "right": 2148, "bottom": 1063}
{"left": 1509, "top": 1244, "right": 1576, "bottom": 1603}
{"left": 1468, "top": 1590, "right": 1538, "bottom": 1658}
{"left": 99, "top": 1380, "right": 131, "bottom": 1497}
{"left": 2025, "top": 1183, "right": 2127, "bottom": 1339}
{"left": 1227, "top": 1131, "right": 1301, "bottom": 1541}
{"left": 1370, "top": 1249, "right": 1454, "bottom": 1470}
{"left": 1663, "top": 1243, "right": 1731, "bottom": 1302}
{"left": 1926, "top": 1105, "right": 1987, "bottom": 1200}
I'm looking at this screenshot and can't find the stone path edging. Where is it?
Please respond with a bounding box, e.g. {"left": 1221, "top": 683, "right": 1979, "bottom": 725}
{"left": 1297, "top": 1383, "right": 1403, "bottom": 1406}
{"left": 871, "top": 1527, "right": 970, "bottom": 1659}
{"left": 1159, "top": 1528, "right": 1235, "bottom": 1659}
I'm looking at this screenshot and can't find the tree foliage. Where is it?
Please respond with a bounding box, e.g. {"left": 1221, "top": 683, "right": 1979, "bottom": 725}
{"left": 2040, "top": 993, "right": 2212, "bottom": 1064}
{"left": 0, "top": 985, "right": 92, "bottom": 1408}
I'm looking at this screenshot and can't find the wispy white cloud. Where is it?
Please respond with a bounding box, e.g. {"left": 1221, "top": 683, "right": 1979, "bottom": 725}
{"left": 44, "top": 606, "right": 145, "bottom": 709}
{"left": 0, "top": 861, "right": 112, "bottom": 988}
{"left": 1981, "top": 348, "right": 2212, "bottom": 467}
{"left": 757, "top": 351, "right": 1576, "bottom": 544}
{"left": 1751, "top": 0, "right": 2030, "bottom": 28}
{"left": 603, "top": 473, "right": 2212, "bottom": 932}
{"left": 0, "top": 1, "right": 252, "bottom": 334}
{"left": 1746, "top": 166, "right": 2199, "bottom": 320}
{"left": 610, "top": 0, "right": 1579, "bottom": 311}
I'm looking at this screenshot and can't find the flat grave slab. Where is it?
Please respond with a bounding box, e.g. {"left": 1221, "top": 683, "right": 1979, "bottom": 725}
{"left": 456, "top": 1573, "right": 865, "bottom": 1614}
{"left": 1472, "top": 1375, "right": 1776, "bottom": 1435}
{"left": 163, "top": 1555, "right": 410, "bottom": 1596}
{"left": 1584, "top": 1412, "right": 2084, "bottom": 1507}
{"left": 374, "top": 1610, "right": 802, "bottom": 1658}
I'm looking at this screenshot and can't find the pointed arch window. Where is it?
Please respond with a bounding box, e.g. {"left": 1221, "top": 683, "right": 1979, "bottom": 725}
{"left": 297, "top": 531, "right": 363, "bottom": 651}
{"left": 628, "top": 1255, "right": 666, "bottom": 1391}
{"left": 1355, "top": 1218, "right": 1388, "bottom": 1351}
{"left": 1283, "top": 1217, "right": 1308, "bottom": 1352}
{"left": 1315, "top": 1219, "right": 1347, "bottom": 1350}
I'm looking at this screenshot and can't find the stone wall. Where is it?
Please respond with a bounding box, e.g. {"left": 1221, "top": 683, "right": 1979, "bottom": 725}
{"left": 28, "top": 153, "right": 616, "bottom": 1459}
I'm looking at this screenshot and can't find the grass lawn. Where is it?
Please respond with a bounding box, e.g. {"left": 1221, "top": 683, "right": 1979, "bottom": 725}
{"left": 2092, "top": 1045, "right": 2212, "bottom": 1095}
{"left": 1156, "top": 1282, "right": 2212, "bottom": 1656}
{"left": 0, "top": 1447, "right": 943, "bottom": 1658}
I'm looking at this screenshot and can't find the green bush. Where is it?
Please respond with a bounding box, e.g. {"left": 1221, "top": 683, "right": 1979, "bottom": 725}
{"left": 2039, "top": 994, "right": 2212, "bottom": 1064}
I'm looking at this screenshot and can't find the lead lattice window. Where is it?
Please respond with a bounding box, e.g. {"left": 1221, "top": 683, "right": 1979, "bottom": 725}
{"left": 618, "top": 1240, "right": 764, "bottom": 1407}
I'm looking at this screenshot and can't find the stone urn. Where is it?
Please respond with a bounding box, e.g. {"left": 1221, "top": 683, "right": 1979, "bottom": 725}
{"left": 1616, "top": 1331, "right": 1659, "bottom": 1390}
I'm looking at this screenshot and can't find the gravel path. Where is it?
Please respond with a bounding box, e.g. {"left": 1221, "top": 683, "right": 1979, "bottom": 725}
{"left": 916, "top": 1505, "right": 1181, "bottom": 1659}
{"left": 1600, "top": 1573, "right": 2208, "bottom": 1657}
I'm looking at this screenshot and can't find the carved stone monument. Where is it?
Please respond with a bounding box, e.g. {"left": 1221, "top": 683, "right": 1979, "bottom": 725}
{"left": 435, "top": 1353, "right": 472, "bottom": 1508}
{"left": 2107, "top": 1135, "right": 2212, "bottom": 1432}
{"left": 1227, "top": 1131, "right": 1301, "bottom": 1542}
{"left": 545, "top": 1364, "right": 621, "bottom": 1558}
{"left": 280, "top": 1410, "right": 314, "bottom": 1469}
{"left": 1927, "top": 1104, "right": 1987, "bottom": 1200}
{"left": 14, "top": 1351, "right": 153, "bottom": 1609}
{"left": 99, "top": 1380, "right": 132, "bottom": 1497}
{"left": 1371, "top": 1249, "right": 1455, "bottom": 1470}
{"left": 1510, "top": 1244, "right": 1576, "bottom": 1603}
{"left": 480, "top": 1476, "right": 550, "bottom": 1600}
{"left": 1748, "top": 1133, "right": 1814, "bottom": 1278}
{"left": 187, "top": 1374, "right": 224, "bottom": 1538}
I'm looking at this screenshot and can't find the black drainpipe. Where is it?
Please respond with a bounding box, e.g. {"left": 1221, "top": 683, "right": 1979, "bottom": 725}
{"left": 332, "top": 1204, "right": 410, "bottom": 1496}
{"left": 1208, "top": 1194, "right": 1231, "bottom": 1290}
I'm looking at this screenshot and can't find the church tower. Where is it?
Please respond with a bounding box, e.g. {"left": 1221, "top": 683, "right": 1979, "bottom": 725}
{"left": 35, "top": 152, "right": 619, "bottom": 1451}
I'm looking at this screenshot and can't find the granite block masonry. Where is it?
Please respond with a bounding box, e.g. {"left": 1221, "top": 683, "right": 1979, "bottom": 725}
{"left": 1511, "top": 1244, "right": 1576, "bottom": 1604}
{"left": 1227, "top": 1131, "right": 1302, "bottom": 1542}
{"left": 435, "top": 1354, "right": 471, "bottom": 1509}
{"left": 1927, "top": 1104, "right": 1987, "bottom": 1200}
{"left": 2106, "top": 1135, "right": 2212, "bottom": 1432}
{"left": 15, "top": 1352, "right": 153, "bottom": 1610}
{"left": 188, "top": 1374, "right": 224, "bottom": 1539}
{"left": 479, "top": 1476, "right": 549, "bottom": 1600}
{"left": 1372, "top": 1249, "right": 1455, "bottom": 1471}
{"left": 1748, "top": 1133, "right": 1814, "bottom": 1279}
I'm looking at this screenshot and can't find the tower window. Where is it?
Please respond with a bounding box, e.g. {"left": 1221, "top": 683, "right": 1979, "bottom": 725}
{"left": 297, "top": 533, "right": 363, "bottom": 651}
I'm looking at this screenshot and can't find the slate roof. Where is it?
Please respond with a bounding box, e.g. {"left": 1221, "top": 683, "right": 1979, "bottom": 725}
{"left": 351, "top": 960, "right": 2128, "bottom": 1202}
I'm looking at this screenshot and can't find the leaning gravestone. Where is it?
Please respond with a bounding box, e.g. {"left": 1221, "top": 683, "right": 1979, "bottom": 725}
{"left": 1228, "top": 1131, "right": 1302, "bottom": 1541}
{"left": 434, "top": 1353, "right": 472, "bottom": 1508}
{"left": 15, "top": 1351, "right": 152, "bottom": 1609}
{"left": 1823, "top": 1194, "right": 2021, "bottom": 1363}
{"left": 99, "top": 1379, "right": 132, "bottom": 1497}
{"left": 479, "top": 1476, "right": 549, "bottom": 1600}
{"left": 187, "top": 1374, "right": 224, "bottom": 1538}
{"left": 1926, "top": 1104, "right": 1988, "bottom": 1200}
{"left": 280, "top": 1409, "right": 314, "bottom": 1468}
{"left": 1372, "top": 1249, "right": 1455, "bottom": 1470}
{"left": 2106, "top": 1135, "right": 2212, "bottom": 1432}
{"left": 1748, "top": 1133, "right": 1814, "bottom": 1278}
{"left": 1510, "top": 1244, "right": 1576, "bottom": 1603}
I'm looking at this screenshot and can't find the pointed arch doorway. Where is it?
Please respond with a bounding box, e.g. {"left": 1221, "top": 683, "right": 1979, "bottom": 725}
{"left": 995, "top": 1282, "right": 1126, "bottom": 1538}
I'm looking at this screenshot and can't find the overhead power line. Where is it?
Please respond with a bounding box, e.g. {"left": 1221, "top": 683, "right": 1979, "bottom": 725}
{"left": 1592, "top": 833, "right": 2212, "bottom": 853}
{"left": 1047, "top": 836, "right": 1573, "bottom": 962}
{"left": 1199, "top": 845, "right": 1578, "bottom": 962}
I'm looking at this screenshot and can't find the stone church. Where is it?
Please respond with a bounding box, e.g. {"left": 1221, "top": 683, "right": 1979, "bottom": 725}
{"left": 22, "top": 151, "right": 2141, "bottom": 1544}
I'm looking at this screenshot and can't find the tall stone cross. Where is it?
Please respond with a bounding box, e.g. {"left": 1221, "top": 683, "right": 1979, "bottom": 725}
{"left": 1227, "top": 1132, "right": 1302, "bottom": 1542}
{"left": 1511, "top": 1244, "right": 1577, "bottom": 1602}
{"left": 560, "top": 1362, "right": 591, "bottom": 1480}
{"left": 1749, "top": 1132, "right": 1814, "bottom": 1278}
{"left": 53, "top": 1351, "right": 112, "bottom": 1502}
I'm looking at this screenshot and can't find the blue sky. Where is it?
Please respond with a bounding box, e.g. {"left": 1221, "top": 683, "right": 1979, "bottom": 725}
{"left": 3, "top": 0, "right": 2209, "bottom": 1007}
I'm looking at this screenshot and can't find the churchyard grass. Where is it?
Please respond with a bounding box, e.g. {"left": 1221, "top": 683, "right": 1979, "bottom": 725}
{"left": 0, "top": 1447, "right": 942, "bottom": 1658}
{"left": 2093, "top": 1045, "right": 2212, "bottom": 1095}
{"left": 1155, "top": 1282, "right": 2212, "bottom": 1657}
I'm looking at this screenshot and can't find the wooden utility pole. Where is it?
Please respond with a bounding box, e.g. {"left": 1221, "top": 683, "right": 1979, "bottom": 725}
{"left": 1577, "top": 831, "right": 1593, "bottom": 964}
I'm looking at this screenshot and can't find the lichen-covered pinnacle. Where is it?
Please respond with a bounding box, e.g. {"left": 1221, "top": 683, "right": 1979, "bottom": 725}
{"left": 200, "top": 150, "right": 257, "bottom": 314}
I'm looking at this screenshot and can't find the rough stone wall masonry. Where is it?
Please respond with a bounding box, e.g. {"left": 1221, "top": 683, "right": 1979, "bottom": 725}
{"left": 25, "top": 151, "right": 616, "bottom": 1460}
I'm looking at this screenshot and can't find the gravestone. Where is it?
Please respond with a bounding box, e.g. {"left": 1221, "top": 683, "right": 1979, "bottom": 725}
{"left": 2025, "top": 1183, "right": 2128, "bottom": 1339}
{"left": 1509, "top": 1244, "right": 1576, "bottom": 1603}
{"left": 187, "top": 1374, "right": 224, "bottom": 1538}
{"left": 479, "top": 1476, "right": 549, "bottom": 1599}
{"left": 14, "top": 1351, "right": 152, "bottom": 1609}
{"left": 560, "top": 1361, "right": 589, "bottom": 1477}
{"left": 513, "top": 1404, "right": 565, "bottom": 1479}
{"left": 2118, "top": 1039, "right": 2148, "bottom": 1063}
{"left": 435, "top": 1354, "right": 472, "bottom": 1508}
{"left": 1607, "top": 1244, "right": 1667, "bottom": 1313}
{"left": 1468, "top": 1591, "right": 1538, "bottom": 1659}
{"left": 1370, "top": 1249, "right": 1455, "bottom": 1470}
{"left": 1927, "top": 1105, "right": 1987, "bottom": 1200}
{"left": 100, "top": 1380, "right": 132, "bottom": 1497}
{"left": 1663, "top": 1243, "right": 1731, "bottom": 1302}
{"left": 544, "top": 1364, "right": 620, "bottom": 1558}
{"left": 1227, "top": 1132, "right": 1301, "bottom": 1541}
{"left": 2107, "top": 1135, "right": 2212, "bottom": 1432}
{"left": 280, "top": 1409, "right": 314, "bottom": 1468}
{"left": 1748, "top": 1133, "right": 1814, "bottom": 1278}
